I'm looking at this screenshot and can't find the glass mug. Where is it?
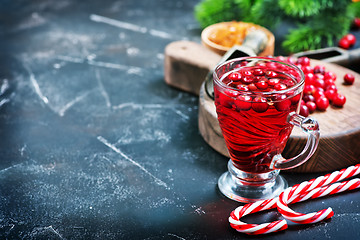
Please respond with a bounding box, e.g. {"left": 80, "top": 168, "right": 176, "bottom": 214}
{"left": 213, "top": 57, "right": 320, "bottom": 203}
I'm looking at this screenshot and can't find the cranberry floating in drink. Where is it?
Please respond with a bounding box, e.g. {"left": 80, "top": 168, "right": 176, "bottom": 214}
{"left": 213, "top": 57, "right": 320, "bottom": 203}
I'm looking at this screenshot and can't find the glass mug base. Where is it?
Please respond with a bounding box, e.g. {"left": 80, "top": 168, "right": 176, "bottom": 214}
{"left": 218, "top": 160, "right": 288, "bottom": 203}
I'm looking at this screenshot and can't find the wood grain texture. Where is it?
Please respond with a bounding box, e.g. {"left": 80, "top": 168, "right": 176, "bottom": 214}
{"left": 198, "top": 61, "right": 360, "bottom": 173}
{"left": 164, "top": 41, "right": 222, "bottom": 95}
{"left": 198, "top": 82, "right": 229, "bottom": 156}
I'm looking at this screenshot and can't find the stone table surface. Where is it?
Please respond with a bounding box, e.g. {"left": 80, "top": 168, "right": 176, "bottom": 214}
{"left": 0, "top": 0, "right": 359, "bottom": 239}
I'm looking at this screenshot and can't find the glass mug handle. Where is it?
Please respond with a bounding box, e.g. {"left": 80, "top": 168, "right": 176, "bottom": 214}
{"left": 270, "top": 112, "right": 320, "bottom": 170}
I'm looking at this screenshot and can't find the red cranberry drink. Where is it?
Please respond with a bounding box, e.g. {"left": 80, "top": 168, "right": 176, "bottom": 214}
{"left": 214, "top": 65, "right": 301, "bottom": 173}
{"left": 214, "top": 57, "right": 320, "bottom": 203}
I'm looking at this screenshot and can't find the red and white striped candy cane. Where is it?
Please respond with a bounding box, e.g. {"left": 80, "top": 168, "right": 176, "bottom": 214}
{"left": 285, "top": 164, "right": 360, "bottom": 199}
{"left": 229, "top": 198, "right": 287, "bottom": 235}
{"left": 229, "top": 164, "right": 360, "bottom": 234}
{"left": 277, "top": 178, "right": 360, "bottom": 224}
{"left": 277, "top": 164, "right": 360, "bottom": 224}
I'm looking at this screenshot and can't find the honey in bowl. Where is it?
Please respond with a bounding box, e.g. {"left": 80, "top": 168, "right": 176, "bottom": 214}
{"left": 201, "top": 21, "right": 275, "bottom": 56}
{"left": 207, "top": 21, "right": 259, "bottom": 48}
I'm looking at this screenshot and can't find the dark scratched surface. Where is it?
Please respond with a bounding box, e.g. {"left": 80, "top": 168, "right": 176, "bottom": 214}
{"left": 0, "top": 0, "right": 359, "bottom": 239}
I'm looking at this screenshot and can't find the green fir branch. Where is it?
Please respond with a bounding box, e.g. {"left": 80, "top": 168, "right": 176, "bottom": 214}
{"left": 348, "top": 1, "right": 360, "bottom": 17}
{"left": 283, "top": 7, "right": 353, "bottom": 53}
{"left": 278, "top": 0, "right": 352, "bottom": 18}
{"left": 278, "top": 0, "right": 323, "bottom": 18}
{"left": 194, "top": 0, "right": 243, "bottom": 28}
{"left": 283, "top": 26, "right": 326, "bottom": 53}
{"left": 250, "top": 0, "right": 285, "bottom": 29}
{"left": 322, "top": 0, "right": 353, "bottom": 10}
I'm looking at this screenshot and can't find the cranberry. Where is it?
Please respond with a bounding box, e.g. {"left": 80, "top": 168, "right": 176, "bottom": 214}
{"left": 256, "top": 62, "right": 267, "bottom": 68}
{"left": 235, "top": 95, "right": 252, "bottom": 110}
{"left": 243, "top": 70, "right": 252, "bottom": 77}
{"left": 302, "top": 65, "right": 313, "bottom": 74}
{"left": 338, "top": 38, "right": 350, "bottom": 49}
{"left": 274, "top": 83, "right": 287, "bottom": 91}
{"left": 325, "top": 89, "right": 337, "bottom": 101}
{"left": 306, "top": 101, "right": 317, "bottom": 113}
{"left": 283, "top": 79, "right": 296, "bottom": 87}
{"left": 344, "top": 34, "right": 356, "bottom": 46}
{"left": 303, "top": 94, "right": 315, "bottom": 102}
{"left": 235, "top": 62, "right": 248, "bottom": 68}
{"left": 299, "top": 104, "right": 309, "bottom": 117}
{"left": 275, "top": 95, "right": 291, "bottom": 111}
{"left": 313, "top": 65, "right": 325, "bottom": 74}
{"left": 316, "top": 87, "right": 325, "bottom": 94}
{"left": 242, "top": 76, "right": 254, "bottom": 84}
{"left": 218, "top": 90, "right": 238, "bottom": 108}
{"left": 324, "top": 79, "right": 335, "bottom": 87}
{"left": 313, "top": 88, "right": 325, "bottom": 100}
{"left": 324, "top": 71, "right": 337, "bottom": 81}
{"left": 237, "top": 85, "right": 249, "bottom": 91}
{"left": 314, "top": 78, "right": 325, "bottom": 89}
{"left": 255, "top": 81, "right": 268, "bottom": 90}
{"left": 248, "top": 83, "right": 257, "bottom": 91}
{"left": 305, "top": 73, "right": 316, "bottom": 85}
{"left": 353, "top": 18, "right": 360, "bottom": 29}
{"left": 303, "top": 85, "right": 315, "bottom": 95}
{"left": 315, "top": 73, "right": 324, "bottom": 80}
{"left": 224, "top": 90, "right": 239, "bottom": 98}
{"left": 217, "top": 95, "right": 232, "bottom": 108}
{"left": 252, "top": 96, "right": 268, "bottom": 113}
{"left": 325, "top": 84, "right": 337, "bottom": 92}
{"left": 266, "top": 71, "right": 278, "bottom": 78}
{"left": 343, "top": 73, "right": 355, "bottom": 85}
{"left": 297, "top": 57, "right": 311, "bottom": 66}
{"left": 287, "top": 57, "right": 297, "bottom": 65}
{"left": 290, "top": 93, "right": 301, "bottom": 105}
{"left": 268, "top": 78, "right": 280, "bottom": 86}
{"left": 253, "top": 68, "right": 265, "bottom": 76}
{"left": 316, "top": 96, "right": 329, "bottom": 111}
{"left": 228, "top": 72, "right": 241, "bottom": 81}
{"left": 332, "top": 93, "right": 346, "bottom": 107}
{"left": 266, "top": 62, "right": 277, "bottom": 69}
{"left": 275, "top": 56, "right": 287, "bottom": 62}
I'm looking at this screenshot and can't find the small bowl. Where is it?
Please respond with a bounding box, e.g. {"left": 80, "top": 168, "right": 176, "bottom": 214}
{"left": 201, "top": 21, "right": 275, "bottom": 56}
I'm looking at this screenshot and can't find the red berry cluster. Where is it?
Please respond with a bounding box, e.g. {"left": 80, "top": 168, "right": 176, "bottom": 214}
{"left": 353, "top": 17, "right": 360, "bottom": 29}
{"left": 276, "top": 56, "right": 355, "bottom": 117}
{"left": 338, "top": 34, "right": 356, "bottom": 49}
{"left": 216, "top": 63, "right": 301, "bottom": 114}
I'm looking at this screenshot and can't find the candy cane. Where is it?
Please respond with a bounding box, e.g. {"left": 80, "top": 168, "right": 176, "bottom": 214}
{"left": 229, "top": 198, "right": 287, "bottom": 235}
{"left": 229, "top": 164, "right": 360, "bottom": 234}
{"left": 277, "top": 178, "right": 360, "bottom": 224}
{"left": 287, "top": 164, "right": 360, "bottom": 199}
{"left": 276, "top": 164, "right": 360, "bottom": 224}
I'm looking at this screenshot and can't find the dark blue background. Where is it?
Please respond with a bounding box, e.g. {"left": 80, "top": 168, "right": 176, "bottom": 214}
{"left": 0, "top": 1, "right": 359, "bottom": 239}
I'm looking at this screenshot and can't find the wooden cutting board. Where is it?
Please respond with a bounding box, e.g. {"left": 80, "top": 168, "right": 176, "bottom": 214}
{"left": 198, "top": 60, "right": 360, "bottom": 173}
{"left": 164, "top": 41, "right": 360, "bottom": 173}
